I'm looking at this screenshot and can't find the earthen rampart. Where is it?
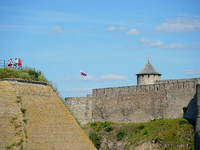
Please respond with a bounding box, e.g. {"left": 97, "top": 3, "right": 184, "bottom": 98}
{"left": 0, "top": 80, "right": 96, "bottom": 150}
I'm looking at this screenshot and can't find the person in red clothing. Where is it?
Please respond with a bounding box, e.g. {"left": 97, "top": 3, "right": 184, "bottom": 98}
{"left": 9, "top": 58, "right": 12, "bottom": 68}
{"left": 18, "top": 58, "right": 22, "bottom": 69}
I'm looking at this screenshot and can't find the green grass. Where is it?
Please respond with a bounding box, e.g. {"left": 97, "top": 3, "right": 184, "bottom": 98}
{"left": 0, "top": 67, "right": 48, "bottom": 82}
{"left": 85, "top": 118, "right": 195, "bottom": 150}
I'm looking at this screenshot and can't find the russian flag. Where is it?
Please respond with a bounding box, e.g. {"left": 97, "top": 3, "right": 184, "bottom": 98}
{"left": 80, "top": 71, "right": 87, "bottom": 76}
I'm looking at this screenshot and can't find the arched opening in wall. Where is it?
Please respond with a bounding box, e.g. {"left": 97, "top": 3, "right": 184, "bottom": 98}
{"left": 183, "top": 107, "right": 188, "bottom": 113}
{"left": 157, "top": 87, "right": 159, "bottom": 91}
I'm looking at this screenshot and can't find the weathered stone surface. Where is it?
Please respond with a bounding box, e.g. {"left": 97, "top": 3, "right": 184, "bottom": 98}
{"left": 0, "top": 80, "right": 96, "bottom": 150}
{"left": 65, "top": 97, "right": 92, "bottom": 125}
{"left": 91, "top": 79, "right": 199, "bottom": 123}
{"left": 66, "top": 78, "right": 200, "bottom": 126}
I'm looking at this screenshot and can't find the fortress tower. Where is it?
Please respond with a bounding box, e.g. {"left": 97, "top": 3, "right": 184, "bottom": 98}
{"left": 136, "top": 60, "right": 161, "bottom": 85}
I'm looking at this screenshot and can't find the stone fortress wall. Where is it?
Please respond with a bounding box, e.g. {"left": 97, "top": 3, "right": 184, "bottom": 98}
{"left": 91, "top": 78, "right": 199, "bottom": 122}
{"left": 65, "top": 61, "right": 200, "bottom": 148}
{"left": 66, "top": 78, "right": 200, "bottom": 125}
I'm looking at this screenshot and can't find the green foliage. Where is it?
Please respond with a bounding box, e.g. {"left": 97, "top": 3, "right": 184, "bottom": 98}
{"left": 90, "top": 122, "right": 98, "bottom": 127}
{"left": 105, "top": 126, "right": 113, "bottom": 132}
{"left": 87, "top": 121, "right": 113, "bottom": 132}
{"left": 100, "top": 121, "right": 112, "bottom": 127}
{"left": 16, "top": 97, "right": 22, "bottom": 103}
{"left": 12, "top": 116, "right": 17, "bottom": 120}
{"left": 16, "top": 138, "right": 24, "bottom": 147}
{"left": 117, "top": 130, "right": 125, "bottom": 141}
{"left": 143, "top": 129, "right": 148, "bottom": 135}
{"left": 85, "top": 118, "right": 195, "bottom": 150}
{"left": 24, "top": 128, "right": 28, "bottom": 139}
{"left": 21, "top": 107, "right": 27, "bottom": 115}
{"left": 15, "top": 124, "right": 22, "bottom": 130}
{"left": 138, "top": 124, "right": 145, "bottom": 130}
{"left": 23, "top": 118, "right": 28, "bottom": 123}
{"left": 179, "top": 118, "right": 188, "bottom": 125}
{"left": 0, "top": 67, "right": 47, "bottom": 82}
{"left": 89, "top": 132, "right": 102, "bottom": 149}
{"left": 6, "top": 142, "right": 16, "bottom": 149}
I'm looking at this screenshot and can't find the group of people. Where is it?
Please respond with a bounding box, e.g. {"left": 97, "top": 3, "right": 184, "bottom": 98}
{"left": 7, "top": 58, "right": 22, "bottom": 69}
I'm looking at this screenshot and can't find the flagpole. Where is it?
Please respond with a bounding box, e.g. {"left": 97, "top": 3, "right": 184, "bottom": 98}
{"left": 80, "top": 70, "right": 86, "bottom": 97}
{"left": 80, "top": 71, "right": 81, "bottom": 97}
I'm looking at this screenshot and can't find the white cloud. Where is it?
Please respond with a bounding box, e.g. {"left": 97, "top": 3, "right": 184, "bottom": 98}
{"left": 149, "top": 40, "right": 163, "bottom": 47}
{"left": 66, "top": 29, "right": 77, "bottom": 33}
{"left": 55, "top": 74, "right": 127, "bottom": 82}
{"left": 117, "top": 27, "right": 126, "bottom": 31}
{"left": 107, "top": 26, "right": 116, "bottom": 31}
{"left": 58, "top": 75, "right": 95, "bottom": 82}
{"left": 95, "top": 74, "right": 127, "bottom": 82}
{"left": 129, "top": 47, "right": 136, "bottom": 50}
{"left": 164, "top": 43, "right": 185, "bottom": 49}
{"left": 51, "top": 26, "right": 65, "bottom": 34}
{"left": 154, "top": 18, "right": 200, "bottom": 33}
{"left": 180, "top": 69, "right": 200, "bottom": 76}
{"left": 126, "top": 28, "right": 140, "bottom": 35}
{"left": 87, "top": 26, "right": 93, "bottom": 29}
{"left": 81, "top": 75, "right": 96, "bottom": 81}
{"left": 116, "top": 46, "right": 125, "bottom": 49}
{"left": 140, "top": 37, "right": 150, "bottom": 43}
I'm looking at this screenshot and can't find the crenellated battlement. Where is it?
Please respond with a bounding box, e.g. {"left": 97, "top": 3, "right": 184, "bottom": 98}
{"left": 66, "top": 77, "right": 200, "bottom": 125}
{"left": 92, "top": 78, "right": 200, "bottom": 98}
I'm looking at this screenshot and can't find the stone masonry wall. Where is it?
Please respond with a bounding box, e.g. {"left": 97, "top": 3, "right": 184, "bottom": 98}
{"left": 91, "top": 78, "right": 200, "bottom": 123}
{"left": 0, "top": 80, "right": 96, "bottom": 150}
{"left": 196, "top": 84, "right": 200, "bottom": 131}
{"left": 195, "top": 84, "right": 200, "bottom": 150}
{"left": 65, "top": 96, "right": 93, "bottom": 125}
{"left": 137, "top": 74, "right": 161, "bottom": 85}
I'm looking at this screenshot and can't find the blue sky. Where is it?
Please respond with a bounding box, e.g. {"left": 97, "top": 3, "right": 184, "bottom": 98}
{"left": 1, "top": 0, "right": 200, "bottom": 97}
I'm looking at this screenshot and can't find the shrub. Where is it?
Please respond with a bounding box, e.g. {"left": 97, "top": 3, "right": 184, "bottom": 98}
{"left": 105, "top": 126, "right": 113, "bottom": 132}
{"left": 23, "top": 118, "right": 28, "bottom": 123}
{"left": 100, "top": 121, "right": 112, "bottom": 127}
{"left": 138, "top": 124, "right": 145, "bottom": 130}
{"left": 90, "top": 122, "right": 98, "bottom": 127}
{"left": 0, "top": 67, "right": 47, "bottom": 82}
{"left": 89, "top": 132, "right": 102, "bottom": 149}
{"left": 179, "top": 119, "right": 188, "bottom": 125}
{"left": 143, "top": 129, "right": 148, "bottom": 135}
{"left": 117, "top": 130, "right": 125, "bottom": 141}
{"left": 21, "top": 107, "right": 27, "bottom": 115}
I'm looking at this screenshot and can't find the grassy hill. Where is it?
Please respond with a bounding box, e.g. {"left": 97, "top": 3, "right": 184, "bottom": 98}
{"left": 0, "top": 67, "right": 47, "bottom": 82}
{"left": 84, "top": 118, "right": 195, "bottom": 150}
{"left": 0, "top": 67, "right": 96, "bottom": 150}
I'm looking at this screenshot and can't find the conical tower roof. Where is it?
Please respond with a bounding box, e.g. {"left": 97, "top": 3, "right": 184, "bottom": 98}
{"left": 137, "top": 61, "right": 161, "bottom": 75}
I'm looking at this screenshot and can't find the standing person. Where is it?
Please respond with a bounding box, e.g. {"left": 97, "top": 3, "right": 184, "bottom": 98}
{"left": 18, "top": 58, "right": 22, "bottom": 69}
{"left": 14, "top": 58, "right": 18, "bottom": 69}
{"left": 7, "top": 59, "right": 10, "bottom": 68}
{"left": 9, "top": 58, "right": 13, "bottom": 68}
